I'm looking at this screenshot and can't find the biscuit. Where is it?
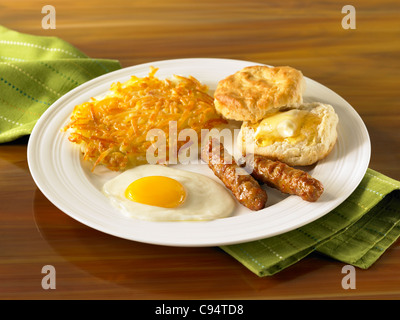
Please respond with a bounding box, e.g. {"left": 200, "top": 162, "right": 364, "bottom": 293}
{"left": 214, "top": 65, "right": 306, "bottom": 123}
{"left": 237, "top": 102, "right": 339, "bottom": 166}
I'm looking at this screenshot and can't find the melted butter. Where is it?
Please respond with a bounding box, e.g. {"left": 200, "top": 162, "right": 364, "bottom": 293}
{"left": 253, "top": 109, "right": 321, "bottom": 147}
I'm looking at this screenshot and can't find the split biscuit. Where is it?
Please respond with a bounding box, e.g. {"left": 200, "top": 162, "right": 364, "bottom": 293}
{"left": 237, "top": 102, "right": 339, "bottom": 166}
{"left": 214, "top": 65, "right": 306, "bottom": 123}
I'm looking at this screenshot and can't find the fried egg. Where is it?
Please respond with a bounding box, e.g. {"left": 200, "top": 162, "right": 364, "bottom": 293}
{"left": 102, "top": 164, "right": 236, "bottom": 221}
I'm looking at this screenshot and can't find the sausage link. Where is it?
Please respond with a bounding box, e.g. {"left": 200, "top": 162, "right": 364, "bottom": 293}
{"left": 242, "top": 154, "right": 324, "bottom": 202}
{"left": 201, "top": 139, "right": 267, "bottom": 211}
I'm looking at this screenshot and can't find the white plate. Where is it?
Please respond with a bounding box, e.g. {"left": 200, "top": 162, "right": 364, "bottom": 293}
{"left": 28, "top": 58, "right": 370, "bottom": 247}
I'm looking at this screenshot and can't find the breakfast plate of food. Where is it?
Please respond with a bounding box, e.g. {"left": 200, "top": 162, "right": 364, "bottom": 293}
{"left": 28, "top": 58, "right": 370, "bottom": 247}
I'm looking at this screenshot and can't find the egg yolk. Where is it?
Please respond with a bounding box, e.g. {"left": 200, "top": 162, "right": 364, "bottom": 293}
{"left": 125, "top": 176, "right": 186, "bottom": 208}
{"left": 253, "top": 109, "right": 321, "bottom": 147}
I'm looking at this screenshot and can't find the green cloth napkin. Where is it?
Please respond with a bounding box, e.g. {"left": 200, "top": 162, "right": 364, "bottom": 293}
{"left": 222, "top": 168, "right": 400, "bottom": 276}
{"left": 0, "top": 26, "right": 121, "bottom": 143}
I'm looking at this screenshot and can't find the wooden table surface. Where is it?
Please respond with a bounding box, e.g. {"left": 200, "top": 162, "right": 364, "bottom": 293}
{"left": 1, "top": 0, "right": 400, "bottom": 300}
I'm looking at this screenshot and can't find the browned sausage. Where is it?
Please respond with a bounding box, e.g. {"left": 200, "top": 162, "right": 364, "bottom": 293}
{"left": 201, "top": 138, "right": 267, "bottom": 211}
{"left": 241, "top": 154, "right": 324, "bottom": 202}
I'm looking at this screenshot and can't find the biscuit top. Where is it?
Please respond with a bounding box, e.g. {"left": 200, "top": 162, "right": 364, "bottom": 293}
{"left": 214, "top": 66, "right": 305, "bottom": 123}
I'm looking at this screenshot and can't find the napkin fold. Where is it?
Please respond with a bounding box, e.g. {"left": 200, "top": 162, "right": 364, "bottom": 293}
{"left": 0, "top": 26, "right": 121, "bottom": 143}
{"left": 221, "top": 169, "right": 400, "bottom": 276}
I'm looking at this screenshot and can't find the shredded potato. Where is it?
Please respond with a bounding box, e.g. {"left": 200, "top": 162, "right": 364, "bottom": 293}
{"left": 63, "top": 67, "right": 227, "bottom": 171}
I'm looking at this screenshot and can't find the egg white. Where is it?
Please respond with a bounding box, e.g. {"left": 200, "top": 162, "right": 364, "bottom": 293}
{"left": 102, "top": 164, "right": 236, "bottom": 221}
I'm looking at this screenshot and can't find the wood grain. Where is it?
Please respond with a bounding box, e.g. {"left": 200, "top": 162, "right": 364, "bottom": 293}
{"left": 1, "top": 0, "right": 400, "bottom": 300}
